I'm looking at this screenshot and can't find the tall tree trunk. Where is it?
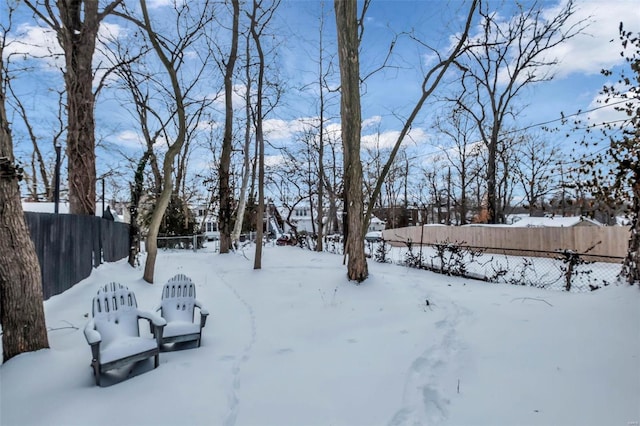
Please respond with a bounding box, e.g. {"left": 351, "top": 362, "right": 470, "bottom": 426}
{"left": 487, "top": 131, "right": 498, "bottom": 224}
{"left": 334, "top": 0, "right": 367, "bottom": 282}
{"left": 57, "top": 1, "right": 100, "bottom": 215}
{"left": 315, "top": 2, "right": 327, "bottom": 252}
{"left": 24, "top": 0, "right": 124, "bottom": 214}
{"left": 218, "top": 0, "right": 240, "bottom": 254}
{"left": 135, "top": 0, "right": 190, "bottom": 283}
{"left": 231, "top": 26, "right": 254, "bottom": 248}
{"left": 128, "top": 151, "right": 149, "bottom": 266}
{"left": 0, "top": 50, "right": 49, "bottom": 362}
{"left": 251, "top": 0, "right": 266, "bottom": 270}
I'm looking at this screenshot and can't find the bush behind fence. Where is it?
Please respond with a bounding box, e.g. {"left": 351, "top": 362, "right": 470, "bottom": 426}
{"left": 24, "top": 212, "right": 130, "bottom": 300}
{"left": 310, "top": 234, "right": 623, "bottom": 292}
{"left": 371, "top": 239, "right": 624, "bottom": 292}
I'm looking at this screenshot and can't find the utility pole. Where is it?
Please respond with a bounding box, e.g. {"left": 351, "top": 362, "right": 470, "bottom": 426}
{"left": 447, "top": 167, "right": 451, "bottom": 225}
{"left": 54, "top": 144, "right": 61, "bottom": 214}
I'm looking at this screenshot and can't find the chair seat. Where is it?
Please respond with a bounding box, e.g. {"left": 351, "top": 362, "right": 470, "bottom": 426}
{"left": 100, "top": 336, "right": 159, "bottom": 365}
{"left": 163, "top": 321, "right": 201, "bottom": 338}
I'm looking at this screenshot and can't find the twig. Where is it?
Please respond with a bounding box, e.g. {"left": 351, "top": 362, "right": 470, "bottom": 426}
{"left": 511, "top": 297, "right": 553, "bottom": 307}
{"left": 47, "top": 320, "right": 79, "bottom": 332}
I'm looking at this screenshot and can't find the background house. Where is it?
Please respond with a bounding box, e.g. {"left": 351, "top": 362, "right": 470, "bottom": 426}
{"left": 507, "top": 214, "right": 602, "bottom": 227}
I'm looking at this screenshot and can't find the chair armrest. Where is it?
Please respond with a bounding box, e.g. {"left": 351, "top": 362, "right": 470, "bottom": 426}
{"left": 195, "top": 300, "right": 209, "bottom": 317}
{"left": 83, "top": 320, "right": 101, "bottom": 345}
{"left": 84, "top": 321, "right": 102, "bottom": 363}
{"left": 194, "top": 301, "right": 209, "bottom": 329}
{"left": 137, "top": 310, "right": 167, "bottom": 327}
{"left": 137, "top": 310, "right": 166, "bottom": 345}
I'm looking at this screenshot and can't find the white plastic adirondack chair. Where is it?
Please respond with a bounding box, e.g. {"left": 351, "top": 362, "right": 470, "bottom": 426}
{"left": 154, "top": 274, "right": 209, "bottom": 348}
{"left": 83, "top": 283, "right": 166, "bottom": 386}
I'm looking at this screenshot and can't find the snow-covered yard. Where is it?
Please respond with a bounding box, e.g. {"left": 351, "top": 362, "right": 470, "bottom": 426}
{"left": 1, "top": 245, "right": 639, "bottom": 426}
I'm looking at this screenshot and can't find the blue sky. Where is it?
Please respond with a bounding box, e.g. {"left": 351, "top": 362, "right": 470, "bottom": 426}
{"left": 274, "top": 0, "right": 639, "bottom": 147}
{"left": 3, "top": 0, "right": 639, "bottom": 200}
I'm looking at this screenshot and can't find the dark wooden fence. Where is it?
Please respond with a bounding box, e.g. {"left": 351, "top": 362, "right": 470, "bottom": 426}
{"left": 24, "top": 212, "right": 130, "bottom": 300}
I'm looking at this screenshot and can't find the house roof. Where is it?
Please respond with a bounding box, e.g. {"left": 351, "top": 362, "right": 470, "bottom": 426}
{"left": 508, "top": 214, "right": 602, "bottom": 227}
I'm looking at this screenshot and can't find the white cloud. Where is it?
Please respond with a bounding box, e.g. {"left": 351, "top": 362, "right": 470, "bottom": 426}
{"left": 147, "top": 0, "right": 175, "bottom": 9}
{"left": 586, "top": 86, "right": 638, "bottom": 125}
{"left": 262, "top": 117, "right": 319, "bottom": 141}
{"left": 4, "top": 23, "right": 62, "bottom": 69}
{"left": 265, "top": 154, "right": 286, "bottom": 168}
{"left": 5, "top": 20, "right": 128, "bottom": 87}
{"left": 467, "top": 1, "right": 639, "bottom": 86}
{"left": 206, "top": 84, "right": 248, "bottom": 113}
{"left": 113, "top": 130, "right": 145, "bottom": 149}
{"left": 362, "top": 115, "right": 382, "bottom": 130}
{"left": 543, "top": 0, "right": 640, "bottom": 78}
{"left": 111, "top": 129, "right": 171, "bottom": 152}
{"left": 195, "top": 120, "right": 221, "bottom": 132}
{"left": 361, "top": 127, "right": 431, "bottom": 150}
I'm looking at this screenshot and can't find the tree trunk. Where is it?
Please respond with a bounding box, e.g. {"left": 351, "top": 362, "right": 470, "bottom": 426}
{"left": 136, "top": 0, "right": 191, "bottom": 283}
{"left": 218, "top": 0, "right": 240, "bottom": 254}
{"left": 57, "top": 1, "right": 102, "bottom": 215}
{"left": 486, "top": 128, "right": 499, "bottom": 224}
{"left": 250, "top": 0, "right": 266, "bottom": 270}
{"left": 22, "top": 0, "right": 125, "bottom": 214}
{"left": 334, "top": 0, "right": 368, "bottom": 282}
{"left": 316, "top": 39, "right": 325, "bottom": 251}
{"left": 128, "top": 151, "right": 149, "bottom": 266}
{"left": 231, "top": 25, "right": 254, "bottom": 248}
{"left": 0, "top": 54, "right": 49, "bottom": 362}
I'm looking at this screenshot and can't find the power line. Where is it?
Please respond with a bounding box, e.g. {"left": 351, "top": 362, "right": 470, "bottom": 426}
{"left": 403, "top": 98, "right": 632, "bottom": 163}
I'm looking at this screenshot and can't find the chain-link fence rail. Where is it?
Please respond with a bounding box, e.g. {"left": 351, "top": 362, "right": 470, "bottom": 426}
{"left": 322, "top": 234, "right": 345, "bottom": 255}
{"left": 157, "top": 235, "right": 208, "bottom": 252}
{"left": 369, "top": 239, "right": 624, "bottom": 292}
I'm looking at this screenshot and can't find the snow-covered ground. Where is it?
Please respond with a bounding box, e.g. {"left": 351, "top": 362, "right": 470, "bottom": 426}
{"left": 1, "top": 244, "right": 639, "bottom": 426}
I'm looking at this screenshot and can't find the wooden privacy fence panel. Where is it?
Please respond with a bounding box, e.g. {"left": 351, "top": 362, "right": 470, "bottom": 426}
{"left": 382, "top": 225, "right": 631, "bottom": 261}
{"left": 24, "top": 212, "right": 130, "bottom": 300}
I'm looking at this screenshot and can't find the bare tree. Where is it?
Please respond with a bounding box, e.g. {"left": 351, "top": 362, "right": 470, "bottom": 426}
{"left": 495, "top": 132, "right": 520, "bottom": 220}
{"left": 313, "top": 1, "right": 335, "bottom": 252}
{"left": 249, "top": 0, "right": 280, "bottom": 269}
{"left": 0, "top": 3, "right": 49, "bottom": 362}
{"left": 433, "top": 104, "right": 483, "bottom": 224}
{"left": 334, "top": 0, "right": 368, "bottom": 281}
{"left": 5, "top": 81, "right": 64, "bottom": 201}
{"left": 363, "top": 0, "right": 477, "bottom": 235}
{"left": 23, "top": 0, "right": 124, "bottom": 215}
{"left": 513, "top": 133, "right": 560, "bottom": 215}
{"left": 116, "top": 0, "right": 215, "bottom": 282}
{"left": 333, "top": 0, "right": 476, "bottom": 281}
{"left": 453, "top": 0, "right": 585, "bottom": 223}
{"left": 103, "top": 40, "right": 165, "bottom": 266}
{"left": 218, "top": 0, "right": 241, "bottom": 254}
{"left": 231, "top": 16, "right": 254, "bottom": 249}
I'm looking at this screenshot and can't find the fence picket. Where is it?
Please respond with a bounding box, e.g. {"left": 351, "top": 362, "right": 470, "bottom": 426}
{"left": 383, "top": 225, "right": 630, "bottom": 262}
{"left": 24, "top": 212, "right": 130, "bottom": 300}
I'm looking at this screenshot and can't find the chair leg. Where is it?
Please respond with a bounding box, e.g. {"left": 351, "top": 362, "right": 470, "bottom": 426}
{"left": 93, "top": 365, "right": 101, "bottom": 386}
{"left": 154, "top": 353, "right": 159, "bottom": 368}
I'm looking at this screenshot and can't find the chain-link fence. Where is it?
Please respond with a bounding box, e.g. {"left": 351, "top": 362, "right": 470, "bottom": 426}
{"left": 157, "top": 235, "right": 208, "bottom": 251}
{"left": 369, "top": 239, "right": 624, "bottom": 292}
